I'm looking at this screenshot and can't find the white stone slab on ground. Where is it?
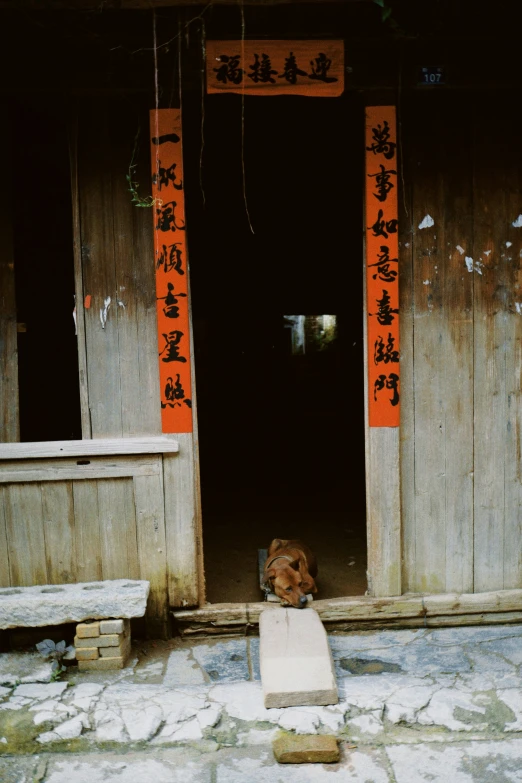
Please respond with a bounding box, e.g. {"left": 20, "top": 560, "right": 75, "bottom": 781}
{"left": 259, "top": 606, "right": 338, "bottom": 708}
{"left": 0, "top": 580, "right": 150, "bottom": 629}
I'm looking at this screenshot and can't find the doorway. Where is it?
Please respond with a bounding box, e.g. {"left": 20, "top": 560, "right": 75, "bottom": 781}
{"left": 186, "top": 92, "right": 367, "bottom": 603}
{"left": 9, "top": 97, "right": 82, "bottom": 443}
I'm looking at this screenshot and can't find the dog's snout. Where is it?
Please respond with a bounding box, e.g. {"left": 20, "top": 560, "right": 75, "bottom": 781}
{"left": 299, "top": 595, "right": 307, "bottom": 607}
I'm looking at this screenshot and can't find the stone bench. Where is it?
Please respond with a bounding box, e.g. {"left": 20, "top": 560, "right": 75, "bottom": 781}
{"left": 0, "top": 579, "right": 149, "bottom": 671}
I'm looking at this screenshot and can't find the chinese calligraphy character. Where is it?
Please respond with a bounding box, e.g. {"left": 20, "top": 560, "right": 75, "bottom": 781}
{"left": 156, "top": 201, "right": 185, "bottom": 233}
{"left": 158, "top": 282, "right": 187, "bottom": 319}
{"left": 156, "top": 243, "right": 185, "bottom": 275}
{"left": 248, "top": 53, "right": 277, "bottom": 83}
{"left": 162, "top": 373, "right": 186, "bottom": 408}
{"left": 368, "top": 209, "right": 398, "bottom": 239}
{"left": 374, "top": 373, "right": 400, "bottom": 406}
{"left": 308, "top": 52, "right": 337, "bottom": 83}
{"left": 368, "top": 164, "right": 397, "bottom": 203}
{"left": 368, "top": 245, "right": 398, "bottom": 283}
{"left": 278, "top": 52, "right": 307, "bottom": 84}
{"left": 366, "top": 119, "right": 396, "bottom": 160}
{"left": 151, "top": 132, "right": 180, "bottom": 146}
{"left": 214, "top": 54, "right": 243, "bottom": 85}
{"left": 159, "top": 330, "right": 187, "bottom": 363}
{"left": 152, "top": 161, "right": 183, "bottom": 191}
{"left": 374, "top": 333, "right": 400, "bottom": 365}
{"left": 370, "top": 289, "right": 399, "bottom": 326}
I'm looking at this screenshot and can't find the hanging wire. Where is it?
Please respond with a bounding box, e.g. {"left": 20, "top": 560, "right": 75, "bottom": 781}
{"left": 152, "top": 8, "right": 160, "bottom": 186}
{"left": 200, "top": 18, "right": 206, "bottom": 206}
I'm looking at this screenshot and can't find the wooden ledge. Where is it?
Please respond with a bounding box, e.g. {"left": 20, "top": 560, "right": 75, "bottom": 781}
{"left": 0, "top": 437, "right": 179, "bottom": 461}
{"left": 172, "top": 589, "right": 522, "bottom": 636}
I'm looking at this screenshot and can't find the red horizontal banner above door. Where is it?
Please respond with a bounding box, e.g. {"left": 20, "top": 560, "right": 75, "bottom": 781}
{"left": 206, "top": 40, "right": 344, "bottom": 97}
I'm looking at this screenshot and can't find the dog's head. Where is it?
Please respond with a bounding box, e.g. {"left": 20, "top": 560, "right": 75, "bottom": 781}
{"left": 264, "top": 559, "right": 316, "bottom": 608}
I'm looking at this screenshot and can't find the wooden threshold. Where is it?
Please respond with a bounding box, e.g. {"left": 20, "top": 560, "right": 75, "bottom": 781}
{"left": 172, "top": 589, "right": 522, "bottom": 636}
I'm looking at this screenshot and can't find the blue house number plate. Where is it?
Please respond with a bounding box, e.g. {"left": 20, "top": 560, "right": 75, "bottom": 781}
{"left": 420, "top": 67, "right": 445, "bottom": 85}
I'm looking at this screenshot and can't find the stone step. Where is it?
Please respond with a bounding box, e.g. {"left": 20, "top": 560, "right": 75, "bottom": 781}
{"left": 0, "top": 580, "right": 149, "bottom": 630}
{"left": 259, "top": 606, "right": 338, "bottom": 708}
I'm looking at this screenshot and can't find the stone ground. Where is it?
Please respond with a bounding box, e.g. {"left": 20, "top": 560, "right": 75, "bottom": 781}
{"left": 1, "top": 622, "right": 522, "bottom": 781}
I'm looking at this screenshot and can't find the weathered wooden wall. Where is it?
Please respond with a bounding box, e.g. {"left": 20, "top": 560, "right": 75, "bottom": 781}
{"left": 400, "top": 92, "right": 522, "bottom": 593}
{"left": 76, "top": 98, "right": 161, "bottom": 439}
{"left": 0, "top": 450, "right": 169, "bottom": 636}
{"left": 75, "top": 98, "right": 202, "bottom": 609}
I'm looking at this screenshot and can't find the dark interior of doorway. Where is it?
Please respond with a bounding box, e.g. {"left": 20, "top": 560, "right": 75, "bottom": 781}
{"left": 10, "top": 97, "right": 82, "bottom": 443}
{"left": 185, "top": 92, "right": 367, "bottom": 603}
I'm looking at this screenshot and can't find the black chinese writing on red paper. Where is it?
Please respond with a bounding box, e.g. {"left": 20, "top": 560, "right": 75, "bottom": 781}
{"left": 159, "top": 330, "right": 187, "bottom": 363}
{"left": 368, "top": 164, "right": 397, "bottom": 203}
{"left": 368, "top": 245, "right": 398, "bottom": 283}
{"left": 214, "top": 54, "right": 243, "bottom": 84}
{"left": 156, "top": 243, "right": 185, "bottom": 275}
{"left": 366, "top": 120, "right": 397, "bottom": 161}
{"left": 374, "top": 333, "right": 399, "bottom": 365}
{"left": 370, "top": 289, "right": 399, "bottom": 326}
{"left": 152, "top": 161, "right": 183, "bottom": 192}
{"left": 248, "top": 53, "right": 277, "bottom": 83}
{"left": 368, "top": 209, "right": 398, "bottom": 240}
{"left": 373, "top": 373, "right": 400, "bottom": 406}
{"left": 156, "top": 201, "right": 186, "bottom": 233}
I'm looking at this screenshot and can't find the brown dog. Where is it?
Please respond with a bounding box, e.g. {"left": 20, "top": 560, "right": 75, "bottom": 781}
{"left": 262, "top": 539, "right": 318, "bottom": 608}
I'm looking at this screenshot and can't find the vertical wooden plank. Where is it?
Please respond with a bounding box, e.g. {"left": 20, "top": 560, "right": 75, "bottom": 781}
{"left": 78, "top": 99, "right": 123, "bottom": 438}
{"left": 364, "top": 104, "right": 401, "bottom": 597}
{"left": 186, "top": 280, "right": 205, "bottom": 605}
{"left": 72, "top": 481, "right": 103, "bottom": 582}
{"left": 409, "top": 94, "right": 447, "bottom": 593}
{"left": 407, "top": 93, "right": 474, "bottom": 594}
{"left": 132, "top": 106, "right": 162, "bottom": 437}
{"left": 98, "top": 478, "right": 140, "bottom": 581}
{"left": 473, "top": 98, "right": 508, "bottom": 591}
{"left": 439, "top": 92, "right": 474, "bottom": 593}
{"left": 134, "top": 465, "right": 169, "bottom": 637}
{"left": 503, "top": 109, "right": 522, "bottom": 590}
{"left": 397, "top": 97, "right": 415, "bottom": 593}
{"left": 78, "top": 98, "right": 161, "bottom": 438}
{"left": 366, "top": 429, "right": 401, "bottom": 596}
{"left": 164, "top": 433, "right": 198, "bottom": 606}
{"left": 110, "top": 103, "right": 144, "bottom": 438}
{"left": 41, "top": 482, "right": 76, "bottom": 584}
{"left": 5, "top": 484, "right": 47, "bottom": 586}
{"left": 0, "top": 112, "right": 20, "bottom": 443}
{"left": 69, "top": 106, "right": 91, "bottom": 438}
{"left": 405, "top": 94, "right": 474, "bottom": 594}
{"left": 0, "top": 487, "right": 11, "bottom": 586}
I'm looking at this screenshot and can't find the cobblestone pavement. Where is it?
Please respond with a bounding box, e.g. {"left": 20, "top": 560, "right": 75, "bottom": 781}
{"left": 1, "top": 623, "right": 522, "bottom": 780}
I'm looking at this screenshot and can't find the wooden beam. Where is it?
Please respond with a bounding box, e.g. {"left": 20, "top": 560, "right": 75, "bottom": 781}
{"left": 69, "top": 107, "right": 91, "bottom": 439}
{"left": 0, "top": 0, "right": 370, "bottom": 8}
{"left": 0, "top": 455, "right": 162, "bottom": 483}
{"left": 172, "top": 588, "right": 522, "bottom": 635}
{"left": 0, "top": 436, "right": 179, "bottom": 460}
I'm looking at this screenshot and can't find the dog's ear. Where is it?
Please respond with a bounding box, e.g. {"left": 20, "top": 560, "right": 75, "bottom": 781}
{"left": 263, "top": 567, "right": 276, "bottom": 588}
{"left": 270, "top": 539, "right": 283, "bottom": 552}
{"left": 303, "top": 578, "right": 318, "bottom": 594}
{"left": 289, "top": 558, "right": 300, "bottom": 571}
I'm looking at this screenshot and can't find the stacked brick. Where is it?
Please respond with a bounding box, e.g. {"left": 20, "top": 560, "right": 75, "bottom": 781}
{"left": 74, "top": 619, "right": 131, "bottom": 670}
